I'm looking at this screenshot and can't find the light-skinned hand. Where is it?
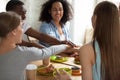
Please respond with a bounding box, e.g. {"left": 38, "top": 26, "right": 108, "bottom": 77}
{"left": 54, "top": 69, "right": 72, "bottom": 80}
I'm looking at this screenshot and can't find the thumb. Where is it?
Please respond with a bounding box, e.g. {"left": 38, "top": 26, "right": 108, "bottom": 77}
{"left": 59, "top": 69, "right": 68, "bottom": 75}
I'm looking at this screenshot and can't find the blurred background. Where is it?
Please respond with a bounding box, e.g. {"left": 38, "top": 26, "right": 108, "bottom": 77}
{"left": 0, "top": 0, "right": 119, "bottom": 45}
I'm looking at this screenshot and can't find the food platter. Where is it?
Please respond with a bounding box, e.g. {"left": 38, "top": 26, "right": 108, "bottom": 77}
{"left": 37, "top": 65, "right": 54, "bottom": 76}
{"left": 74, "top": 60, "right": 80, "bottom": 65}
{"left": 50, "top": 55, "right": 68, "bottom": 63}
{"left": 74, "top": 56, "right": 80, "bottom": 65}
{"left": 37, "top": 65, "right": 71, "bottom": 76}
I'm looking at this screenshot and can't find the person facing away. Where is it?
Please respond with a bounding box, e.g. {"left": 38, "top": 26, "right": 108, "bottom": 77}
{"left": 39, "top": 0, "right": 79, "bottom": 56}
{"left": 0, "top": 11, "right": 73, "bottom": 80}
{"left": 79, "top": 1, "right": 120, "bottom": 80}
{"left": 5, "top": 0, "right": 75, "bottom": 49}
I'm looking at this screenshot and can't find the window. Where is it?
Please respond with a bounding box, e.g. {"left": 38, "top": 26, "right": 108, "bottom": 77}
{"left": 69, "top": 0, "right": 96, "bottom": 45}
{"left": 70, "top": 0, "right": 119, "bottom": 45}
{"left": 0, "top": 0, "right": 9, "bottom": 12}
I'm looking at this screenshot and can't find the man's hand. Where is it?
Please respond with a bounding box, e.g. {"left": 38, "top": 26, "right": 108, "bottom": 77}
{"left": 64, "top": 46, "right": 80, "bottom": 53}
{"left": 60, "top": 41, "right": 77, "bottom": 47}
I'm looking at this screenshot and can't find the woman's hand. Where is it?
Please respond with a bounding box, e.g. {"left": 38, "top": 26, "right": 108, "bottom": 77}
{"left": 64, "top": 46, "right": 81, "bottom": 53}
{"left": 54, "top": 69, "right": 72, "bottom": 80}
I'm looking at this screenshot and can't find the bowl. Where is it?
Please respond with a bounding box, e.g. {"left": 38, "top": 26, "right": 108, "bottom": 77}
{"left": 50, "top": 55, "right": 68, "bottom": 62}
{"left": 71, "top": 66, "right": 81, "bottom": 76}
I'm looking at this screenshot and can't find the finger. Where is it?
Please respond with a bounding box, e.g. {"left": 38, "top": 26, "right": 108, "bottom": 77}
{"left": 68, "top": 41, "right": 77, "bottom": 47}
{"left": 61, "top": 40, "right": 76, "bottom": 47}
{"left": 54, "top": 76, "right": 59, "bottom": 80}
{"left": 70, "top": 52, "right": 79, "bottom": 57}
{"left": 56, "top": 69, "right": 61, "bottom": 74}
{"left": 54, "top": 69, "right": 61, "bottom": 76}
{"left": 59, "top": 69, "right": 68, "bottom": 75}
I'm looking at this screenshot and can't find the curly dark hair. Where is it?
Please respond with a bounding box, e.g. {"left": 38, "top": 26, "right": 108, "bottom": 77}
{"left": 39, "top": 0, "right": 73, "bottom": 24}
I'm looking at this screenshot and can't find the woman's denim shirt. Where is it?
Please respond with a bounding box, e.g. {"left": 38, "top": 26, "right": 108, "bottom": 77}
{"left": 39, "top": 20, "right": 71, "bottom": 47}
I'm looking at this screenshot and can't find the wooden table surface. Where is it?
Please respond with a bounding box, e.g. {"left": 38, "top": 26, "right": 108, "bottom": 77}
{"left": 30, "top": 57, "right": 82, "bottom": 80}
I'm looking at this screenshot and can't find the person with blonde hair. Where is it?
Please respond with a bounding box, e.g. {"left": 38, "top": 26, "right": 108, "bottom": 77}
{"left": 0, "top": 11, "right": 73, "bottom": 80}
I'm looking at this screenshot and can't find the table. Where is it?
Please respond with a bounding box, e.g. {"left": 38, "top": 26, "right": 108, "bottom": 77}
{"left": 30, "top": 57, "right": 82, "bottom": 80}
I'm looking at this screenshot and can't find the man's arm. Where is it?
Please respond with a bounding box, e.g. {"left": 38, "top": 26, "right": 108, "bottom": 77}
{"left": 25, "top": 28, "right": 61, "bottom": 45}
{"left": 25, "top": 28, "right": 76, "bottom": 47}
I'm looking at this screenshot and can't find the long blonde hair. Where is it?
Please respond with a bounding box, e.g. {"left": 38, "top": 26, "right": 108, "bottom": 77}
{"left": 93, "top": 1, "right": 120, "bottom": 80}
